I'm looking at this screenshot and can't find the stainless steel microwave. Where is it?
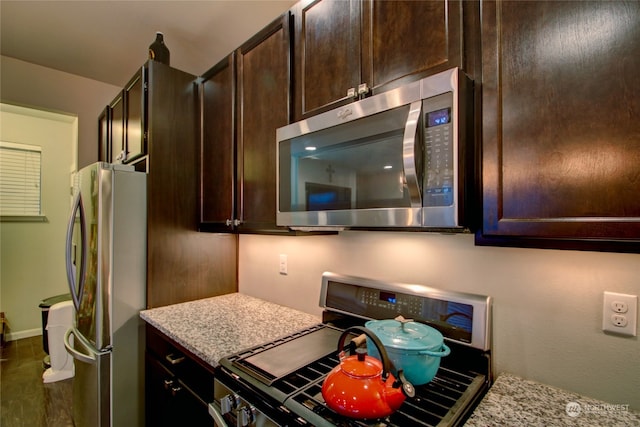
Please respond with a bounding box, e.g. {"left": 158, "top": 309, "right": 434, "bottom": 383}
{"left": 277, "top": 67, "right": 475, "bottom": 231}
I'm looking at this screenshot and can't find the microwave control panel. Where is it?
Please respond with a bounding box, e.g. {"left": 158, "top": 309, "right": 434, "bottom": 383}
{"left": 423, "top": 92, "right": 455, "bottom": 207}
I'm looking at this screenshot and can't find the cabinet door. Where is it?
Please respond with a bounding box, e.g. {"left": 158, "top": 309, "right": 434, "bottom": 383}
{"left": 98, "top": 106, "right": 110, "bottom": 162}
{"left": 236, "top": 14, "right": 291, "bottom": 232}
{"left": 362, "top": 0, "right": 462, "bottom": 94}
{"left": 293, "top": 0, "right": 361, "bottom": 119}
{"left": 478, "top": 0, "right": 640, "bottom": 252}
{"left": 124, "top": 66, "right": 146, "bottom": 163}
{"left": 145, "top": 355, "right": 212, "bottom": 426}
{"left": 109, "top": 92, "right": 124, "bottom": 162}
{"left": 145, "top": 325, "right": 215, "bottom": 426}
{"left": 201, "top": 53, "right": 236, "bottom": 229}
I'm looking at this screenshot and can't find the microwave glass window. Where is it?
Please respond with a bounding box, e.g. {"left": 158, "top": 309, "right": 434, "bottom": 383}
{"left": 279, "top": 104, "right": 416, "bottom": 213}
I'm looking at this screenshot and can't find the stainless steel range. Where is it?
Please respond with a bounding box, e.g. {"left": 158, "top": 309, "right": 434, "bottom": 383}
{"left": 209, "top": 272, "right": 492, "bottom": 427}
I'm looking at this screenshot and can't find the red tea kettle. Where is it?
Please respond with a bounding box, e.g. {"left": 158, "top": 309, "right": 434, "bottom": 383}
{"left": 321, "top": 326, "right": 415, "bottom": 419}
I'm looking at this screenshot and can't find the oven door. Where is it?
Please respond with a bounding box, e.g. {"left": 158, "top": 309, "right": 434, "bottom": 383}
{"left": 277, "top": 82, "right": 424, "bottom": 230}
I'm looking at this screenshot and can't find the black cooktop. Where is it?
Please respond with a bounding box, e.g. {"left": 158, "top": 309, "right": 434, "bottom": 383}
{"left": 219, "top": 324, "right": 488, "bottom": 427}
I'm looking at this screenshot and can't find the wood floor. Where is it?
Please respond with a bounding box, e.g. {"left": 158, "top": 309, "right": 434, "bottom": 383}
{"left": 0, "top": 336, "right": 73, "bottom": 427}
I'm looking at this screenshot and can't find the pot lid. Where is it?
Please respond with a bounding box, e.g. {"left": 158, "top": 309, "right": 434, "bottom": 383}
{"left": 340, "top": 350, "right": 383, "bottom": 378}
{"left": 365, "top": 318, "right": 444, "bottom": 351}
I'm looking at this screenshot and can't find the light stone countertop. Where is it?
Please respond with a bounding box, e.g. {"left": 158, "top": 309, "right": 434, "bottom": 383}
{"left": 140, "top": 292, "right": 321, "bottom": 367}
{"left": 465, "top": 373, "right": 640, "bottom": 426}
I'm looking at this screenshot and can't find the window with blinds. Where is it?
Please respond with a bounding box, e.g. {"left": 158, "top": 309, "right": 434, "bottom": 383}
{"left": 0, "top": 141, "right": 43, "bottom": 218}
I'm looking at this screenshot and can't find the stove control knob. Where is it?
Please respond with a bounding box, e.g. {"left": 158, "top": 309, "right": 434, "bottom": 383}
{"left": 236, "top": 405, "right": 256, "bottom": 427}
{"left": 220, "top": 393, "right": 240, "bottom": 415}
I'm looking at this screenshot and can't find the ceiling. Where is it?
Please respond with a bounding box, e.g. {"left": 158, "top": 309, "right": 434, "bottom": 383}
{"left": 1, "top": 0, "right": 297, "bottom": 87}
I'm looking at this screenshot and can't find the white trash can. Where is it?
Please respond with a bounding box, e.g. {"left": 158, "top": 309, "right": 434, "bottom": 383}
{"left": 42, "top": 300, "right": 75, "bottom": 383}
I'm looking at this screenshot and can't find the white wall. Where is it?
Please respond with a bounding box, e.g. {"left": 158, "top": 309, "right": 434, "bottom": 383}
{"left": 238, "top": 232, "right": 640, "bottom": 410}
{"left": 0, "top": 104, "right": 76, "bottom": 338}
{"left": 1, "top": 55, "right": 121, "bottom": 169}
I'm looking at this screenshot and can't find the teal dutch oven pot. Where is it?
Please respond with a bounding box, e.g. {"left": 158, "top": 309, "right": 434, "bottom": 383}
{"left": 365, "top": 318, "right": 451, "bottom": 386}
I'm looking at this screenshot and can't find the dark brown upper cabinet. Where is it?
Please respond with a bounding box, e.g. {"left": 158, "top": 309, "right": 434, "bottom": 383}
{"left": 107, "top": 91, "right": 124, "bottom": 164}
{"left": 292, "top": 0, "right": 463, "bottom": 120}
{"left": 98, "top": 106, "right": 110, "bottom": 163}
{"left": 123, "top": 68, "right": 146, "bottom": 164}
{"left": 200, "top": 52, "right": 235, "bottom": 230}
{"left": 236, "top": 14, "right": 291, "bottom": 233}
{"left": 100, "top": 66, "right": 147, "bottom": 167}
{"left": 477, "top": 0, "right": 640, "bottom": 253}
{"left": 201, "top": 14, "right": 293, "bottom": 234}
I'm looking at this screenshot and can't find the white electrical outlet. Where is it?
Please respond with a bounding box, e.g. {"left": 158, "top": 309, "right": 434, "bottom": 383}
{"left": 279, "top": 254, "right": 288, "bottom": 275}
{"left": 603, "top": 291, "right": 637, "bottom": 336}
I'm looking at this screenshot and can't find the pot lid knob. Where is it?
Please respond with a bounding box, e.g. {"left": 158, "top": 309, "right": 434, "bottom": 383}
{"left": 356, "top": 347, "right": 366, "bottom": 362}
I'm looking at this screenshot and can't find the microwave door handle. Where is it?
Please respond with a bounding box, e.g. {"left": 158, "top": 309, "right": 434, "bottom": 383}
{"left": 402, "top": 101, "right": 423, "bottom": 208}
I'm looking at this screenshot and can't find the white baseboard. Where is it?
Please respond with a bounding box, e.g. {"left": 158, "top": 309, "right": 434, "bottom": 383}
{"left": 6, "top": 328, "right": 42, "bottom": 341}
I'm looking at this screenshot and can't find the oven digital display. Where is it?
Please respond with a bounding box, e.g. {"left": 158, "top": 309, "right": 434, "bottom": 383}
{"left": 379, "top": 291, "right": 396, "bottom": 304}
{"left": 426, "top": 108, "right": 451, "bottom": 127}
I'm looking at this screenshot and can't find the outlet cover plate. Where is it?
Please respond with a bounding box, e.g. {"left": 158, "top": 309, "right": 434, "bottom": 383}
{"left": 603, "top": 291, "right": 637, "bottom": 336}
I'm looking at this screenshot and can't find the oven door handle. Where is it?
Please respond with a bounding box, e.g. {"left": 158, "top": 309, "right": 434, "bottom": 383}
{"left": 208, "top": 402, "right": 230, "bottom": 427}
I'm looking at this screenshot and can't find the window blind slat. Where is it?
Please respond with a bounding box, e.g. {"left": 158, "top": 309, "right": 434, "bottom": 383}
{"left": 0, "top": 143, "right": 42, "bottom": 216}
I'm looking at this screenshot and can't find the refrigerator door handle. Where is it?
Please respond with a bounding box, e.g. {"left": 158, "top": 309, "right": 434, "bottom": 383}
{"left": 64, "top": 328, "right": 96, "bottom": 365}
{"left": 65, "top": 193, "right": 87, "bottom": 310}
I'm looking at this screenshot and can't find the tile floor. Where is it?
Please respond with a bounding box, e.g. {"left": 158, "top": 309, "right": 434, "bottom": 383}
{"left": 0, "top": 336, "right": 73, "bottom": 427}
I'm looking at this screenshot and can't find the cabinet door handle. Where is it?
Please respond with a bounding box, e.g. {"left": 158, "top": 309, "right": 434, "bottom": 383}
{"left": 357, "top": 83, "right": 370, "bottom": 96}
{"left": 163, "top": 379, "right": 174, "bottom": 390}
{"left": 165, "top": 353, "right": 185, "bottom": 365}
{"left": 225, "top": 219, "right": 242, "bottom": 227}
{"left": 170, "top": 385, "right": 182, "bottom": 397}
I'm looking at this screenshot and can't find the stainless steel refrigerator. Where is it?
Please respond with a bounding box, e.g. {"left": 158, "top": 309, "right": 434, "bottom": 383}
{"left": 63, "top": 162, "right": 146, "bottom": 427}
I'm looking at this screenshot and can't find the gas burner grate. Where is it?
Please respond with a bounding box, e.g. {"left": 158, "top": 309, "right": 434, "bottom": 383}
{"left": 278, "top": 353, "right": 486, "bottom": 427}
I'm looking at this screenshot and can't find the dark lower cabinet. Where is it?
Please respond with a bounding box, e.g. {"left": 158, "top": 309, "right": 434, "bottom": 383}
{"left": 145, "top": 324, "right": 214, "bottom": 427}
{"left": 478, "top": 0, "right": 640, "bottom": 252}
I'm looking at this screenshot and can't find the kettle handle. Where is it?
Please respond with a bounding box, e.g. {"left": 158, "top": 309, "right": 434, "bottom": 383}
{"left": 337, "top": 326, "right": 393, "bottom": 381}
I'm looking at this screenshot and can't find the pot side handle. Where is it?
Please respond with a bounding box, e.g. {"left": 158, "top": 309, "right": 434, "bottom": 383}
{"left": 418, "top": 343, "right": 451, "bottom": 357}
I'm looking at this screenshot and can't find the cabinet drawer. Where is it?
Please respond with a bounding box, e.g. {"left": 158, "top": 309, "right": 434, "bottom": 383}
{"left": 145, "top": 354, "right": 213, "bottom": 426}
{"left": 146, "top": 324, "right": 215, "bottom": 403}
